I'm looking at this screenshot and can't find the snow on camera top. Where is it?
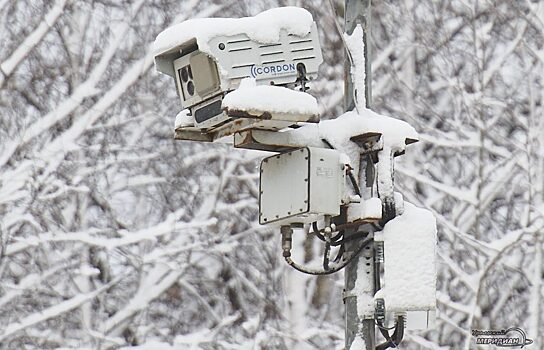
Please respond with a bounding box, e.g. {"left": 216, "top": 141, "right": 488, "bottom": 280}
{"left": 222, "top": 78, "right": 318, "bottom": 117}
{"left": 153, "top": 7, "right": 314, "bottom": 57}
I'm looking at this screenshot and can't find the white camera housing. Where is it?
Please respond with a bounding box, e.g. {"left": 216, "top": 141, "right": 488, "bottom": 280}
{"left": 153, "top": 8, "right": 323, "bottom": 133}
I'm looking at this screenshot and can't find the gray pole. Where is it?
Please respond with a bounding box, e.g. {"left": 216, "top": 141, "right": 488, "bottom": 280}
{"left": 344, "top": 0, "right": 374, "bottom": 349}
{"left": 344, "top": 0, "right": 371, "bottom": 110}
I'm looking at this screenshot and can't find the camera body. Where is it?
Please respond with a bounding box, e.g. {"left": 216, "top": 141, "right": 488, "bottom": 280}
{"left": 154, "top": 11, "right": 323, "bottom": 132}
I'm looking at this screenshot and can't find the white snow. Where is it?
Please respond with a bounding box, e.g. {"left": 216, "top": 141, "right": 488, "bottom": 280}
{"left": 349, "top": 336, "right": 366, "bottom": 350}
{"left": 377, "top": 201, "right": 437, "bottom": 312}
{"left": 344, "top": 25, "right": 366, "bottom": 110}
{"left": 377, "top": 146, "right": 394, "bottom": 200}
{"left": 174, "top": 109, "right": 193, "bottom": 129}
{"left": 119, "top": 341, "right": 178, "bottom": 350}
{"left": 394, "top": 192, "right": 404, "bottom": 215}
{"left": 287, "top": 109, "right": 418, "bottom": 172}
{"left": 153, "top": 7, "right": 313, "bottom": 57}
{"left": 320, "top": 110, "right": 418, "bottom": 151}
{"left": 222, "top": 78, "right": 318, "bottom": 117}
{"left": 355, "top": 258, "right": 375, "bottom": 316}
{"left": 347, "top": 197, "right": 382, "bottom": 222}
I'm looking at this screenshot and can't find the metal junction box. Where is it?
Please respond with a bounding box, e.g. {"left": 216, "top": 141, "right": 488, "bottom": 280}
{"left": 259, "top": 147, "right": 346, "bottom": 225}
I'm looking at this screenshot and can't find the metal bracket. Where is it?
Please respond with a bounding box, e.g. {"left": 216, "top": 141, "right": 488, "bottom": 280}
{"left": 350, "top": 132, "right": 418, "bottom": 163}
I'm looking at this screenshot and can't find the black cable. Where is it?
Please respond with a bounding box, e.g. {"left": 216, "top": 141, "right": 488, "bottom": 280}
{"left": 321, "top": 138, "right": 362, "bottom": 197}
{"left": 347, "top": 170, "right": 362, "bottom": 197}
{"left": 330, "top": 231, "right": 366, "bottom": 246}
{"left": 312, "top": 222, "right": 327, "bottom": 241}
{"left": 332, "top": 230, "right": 344, "bottom": 242}
{"left": 376, "top": 322, "right": 396, "bottom": 331}
{"left": 376, "top": 316, "right": 405, "bottom": 350}
{"left": 284, "top": 237, "right": 373, "bottom": 275}
{"left": 312, "top": 222, "right": 343, "bottom": 242}
{"left": 321, "top": 138, "right": 335, "bottom": 150}
{"left": 333, "top": 244, "right": 345, "bottom": 262}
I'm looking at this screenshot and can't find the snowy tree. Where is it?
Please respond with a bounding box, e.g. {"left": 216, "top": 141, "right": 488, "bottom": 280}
{"left": 371, "top": 0, "right": 544, "bottom": 348}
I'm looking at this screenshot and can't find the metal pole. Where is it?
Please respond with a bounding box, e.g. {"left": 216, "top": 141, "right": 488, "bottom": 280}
{"left": 344, "top": 0, "right": 374, "bottom": 349}
{"left": 344, "top": 0, "right": 371, "bottom": 110}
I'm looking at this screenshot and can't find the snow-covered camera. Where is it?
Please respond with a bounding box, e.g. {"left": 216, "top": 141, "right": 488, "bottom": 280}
{"left": 153, "top": 7, "right": 323, "bottom": 134}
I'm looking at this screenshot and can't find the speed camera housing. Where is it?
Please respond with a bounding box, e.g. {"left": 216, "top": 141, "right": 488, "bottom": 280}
{"left": 153, "top": 8, "right": 323, "bottom": 132}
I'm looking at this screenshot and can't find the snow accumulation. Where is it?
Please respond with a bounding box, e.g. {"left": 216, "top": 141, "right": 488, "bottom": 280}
{"left": 349, "top": 336, "right": 366, "bottom": 350}
{"left": 222, "top": 78, "right": 318, "bottom": 116}
{"left": 347, "top": 197, "right": 382, "bottom": 222}
{"left": 286, "top": 109, "right": 418, "bottom": 171}
{"left": 344, "top": 25, "right": 366, "bottom": 110}
{"left": 153, "top": 7, "right": 313, "bottom": 57}
{"left": 290, "top": 109, "right": 418, "bottom": 152}
{"left": 174, "top": 109, "right": 192, "bottom": 129}
{"left": 375, "top": 202, "right": 437, "bottom": 312}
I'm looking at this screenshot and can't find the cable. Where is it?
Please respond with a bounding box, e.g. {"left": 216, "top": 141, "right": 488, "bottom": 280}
{"left": 321, "top": 138, "right": 335, "bottom": 149}
{"left": 333, "top": 244, "right": 345, "bottom": 262}
{"left": 376, "top": 322, "right": 396, "bottom": 331}
{"left": 312, "top": 222, "right": 343, "bottom": 242}
{"left": 326, "top": 0, "right": 354, "bottom": 67}
{"left": 321, "top": 138, "right": 362, "bottom": 197}
{"left": 283, "top": 236, "right": 373, "bottom": 275}
{"left": 330, "top": 231, "right": 364, "bottom": 246}
{"left": 376, "top": 316, "right": 405, "bottom": 350}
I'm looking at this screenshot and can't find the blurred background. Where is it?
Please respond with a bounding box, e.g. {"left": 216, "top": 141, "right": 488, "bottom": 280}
{"left": 0, "top": 0, "right": 542, "bottom": 349}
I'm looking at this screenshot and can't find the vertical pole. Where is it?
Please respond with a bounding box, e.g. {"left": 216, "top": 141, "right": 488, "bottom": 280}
{"left": 344, "top": 1, "right": 374, "bottom": 350}
{"left": 344, "top": 0, "right": 372, "bottom": 110}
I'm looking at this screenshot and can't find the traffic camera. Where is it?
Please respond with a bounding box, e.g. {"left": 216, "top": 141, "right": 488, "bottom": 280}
{"left": 153, "top": 8, "right": 323, "bottom": 136}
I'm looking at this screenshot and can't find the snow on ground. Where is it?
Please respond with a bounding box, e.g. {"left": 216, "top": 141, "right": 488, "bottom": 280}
{"left": 153, "top": 7, "right": 313, "bottom": 57}
{"left": 222, "top": 78, "right": 318, "bottom": 117}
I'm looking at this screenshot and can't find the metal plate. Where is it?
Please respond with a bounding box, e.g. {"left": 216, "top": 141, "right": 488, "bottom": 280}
{"left": 259, "top": 148, "right": 310, "bottom": 224}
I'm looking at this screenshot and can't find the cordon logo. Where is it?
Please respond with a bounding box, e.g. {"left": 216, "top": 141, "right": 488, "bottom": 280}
{"left": 250, "top": 63, "right": 296, "bottom": 78}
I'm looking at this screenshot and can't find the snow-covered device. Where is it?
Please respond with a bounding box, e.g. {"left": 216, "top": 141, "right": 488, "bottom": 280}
{"left": 259, "top": 147, "right": 347, "bottom": 226}
{"left": 153, "top": 7, "right": 323, "bottom": 131}
{"left": 374, "top": 202, "right": 437, "bottom": 330}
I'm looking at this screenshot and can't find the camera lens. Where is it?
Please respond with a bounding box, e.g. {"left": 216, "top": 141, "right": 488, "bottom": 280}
{"left": 188, "top": 66, "right": 193, "bottom": 80}
{"left": 180, "top": 67, "right": 189, "bottom": 82}
{"left": 187, "top": 81, "right": 195, "bottom": 96}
